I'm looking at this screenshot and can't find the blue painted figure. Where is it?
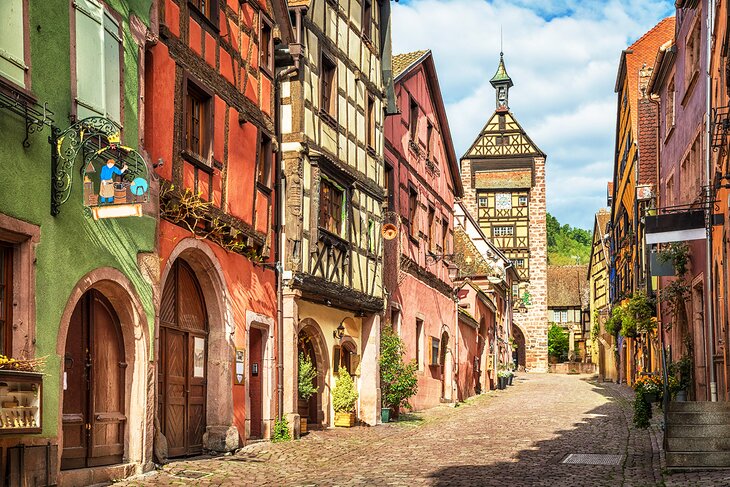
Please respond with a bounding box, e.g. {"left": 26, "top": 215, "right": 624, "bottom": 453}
{"left": 99, "top": 159, "right": 128, "bottom": 203}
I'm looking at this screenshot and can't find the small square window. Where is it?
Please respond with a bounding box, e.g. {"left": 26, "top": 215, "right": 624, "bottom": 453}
{"left": 518, "top": 196, "right": 528, "bottom": 207}
{"left": 478, "top": 196, "right": 488, "bottom": 207}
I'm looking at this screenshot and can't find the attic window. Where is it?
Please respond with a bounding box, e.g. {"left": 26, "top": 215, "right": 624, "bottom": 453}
{"left": 496, "top": 135, "right": 509, "bottom": 145}
{"left": 499, "top": 114, "right": 506, "bottom": 131}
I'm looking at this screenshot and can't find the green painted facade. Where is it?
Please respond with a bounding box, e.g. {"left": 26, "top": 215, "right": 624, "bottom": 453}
{"left": 0, "top": 0, "right": 155, "bottom": 439}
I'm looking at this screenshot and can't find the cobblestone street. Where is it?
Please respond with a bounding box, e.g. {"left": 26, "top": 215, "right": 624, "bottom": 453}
{"left": 117, "top": 374, "right": 730, "bottom": 486}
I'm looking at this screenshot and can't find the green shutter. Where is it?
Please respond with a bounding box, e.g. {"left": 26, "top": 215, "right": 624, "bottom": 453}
{"left": 75, "top": 0, "right": 105, "bottom": 118}
{"left": 103, "top": 11, "right": 121, "bottom": 123}
{"left": 0, "top": 0, "right": 26, "bottom": 87}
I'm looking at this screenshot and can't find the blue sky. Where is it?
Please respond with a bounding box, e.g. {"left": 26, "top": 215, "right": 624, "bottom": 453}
{"left": 391, "top": 0, "right": 674, "bottom": 230}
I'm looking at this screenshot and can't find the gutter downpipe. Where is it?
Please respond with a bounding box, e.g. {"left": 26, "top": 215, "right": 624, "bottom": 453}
{"left": 705, "top": 0, "right": 718, "bottom": 402}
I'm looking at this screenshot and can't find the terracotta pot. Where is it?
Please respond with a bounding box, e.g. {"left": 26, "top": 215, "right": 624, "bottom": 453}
{"left": 334, "top": 411, "right": 355, "bottom": 427}
{"left": 300, "top": 417, "right": 308, "bottom": 434}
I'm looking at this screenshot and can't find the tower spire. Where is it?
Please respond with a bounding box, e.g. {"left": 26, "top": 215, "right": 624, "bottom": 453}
{"left": 490, "top": 51, "right": 513, "bottom": 110}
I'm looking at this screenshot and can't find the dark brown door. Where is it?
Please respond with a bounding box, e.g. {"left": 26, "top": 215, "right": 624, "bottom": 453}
{"left": 159, "top": 260, "right": 207, "bottom": 457}
{"left": 62, "top": 290, "right": 125, "bottom": 470}
{"left": 249, "top": 328, "right": 263, "bottom": 438}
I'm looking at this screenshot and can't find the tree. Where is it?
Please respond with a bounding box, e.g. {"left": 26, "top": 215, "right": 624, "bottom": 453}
{"left": 380, "top": 326, "right": 419, "bottom": 412}
{"left": 548, "top": 323, "right": 569, "bottom": 362}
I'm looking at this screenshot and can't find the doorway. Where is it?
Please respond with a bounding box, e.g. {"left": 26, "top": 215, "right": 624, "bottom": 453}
{"left": 159, "top": 260, "right": 208, "bottom": 457}
{"left": 248, "top": 328, "right": 263, "bottom": 439}
{"left": 297, "top": 330, "right": 319, "bottom": 426}
{"left": 61, "top": 290, "right": 125, "bottom": 470}
{"left": 440, "top": 331, "right": 449, "bottom": 400}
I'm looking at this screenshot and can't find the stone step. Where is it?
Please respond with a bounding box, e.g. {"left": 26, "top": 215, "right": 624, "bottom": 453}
{"left": 666, "top": 423, "right": 730, "bottom": 439}
{"left": 665, "top": 451, "right": 730, "bottom": 469}
{"left": 668, "top": 401, "right": 730, "bottom": 413}
{"left": 667, "top": 411, "right": 730, "bottom": 425}
{"left": 667, "top": 437, "right": 730, "bottom": 452}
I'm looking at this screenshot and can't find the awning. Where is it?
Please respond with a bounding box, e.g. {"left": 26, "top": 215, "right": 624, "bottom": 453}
{"left": 645, "top": 210, "right": 705, "bottom": 244}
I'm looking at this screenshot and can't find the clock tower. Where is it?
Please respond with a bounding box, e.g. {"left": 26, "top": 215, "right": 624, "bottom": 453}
{"left": 460, "top": 53, "right": 549, "bottom": 372}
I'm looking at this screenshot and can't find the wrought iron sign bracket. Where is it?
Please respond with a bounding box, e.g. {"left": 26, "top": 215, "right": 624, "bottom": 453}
{"left": 0, "top": 85, "right": 54, "bottom": 147}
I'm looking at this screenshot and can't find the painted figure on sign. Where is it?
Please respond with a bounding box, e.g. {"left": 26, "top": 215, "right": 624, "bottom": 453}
{"left": 99, "top": 159, "right": 127, "bottom": 203}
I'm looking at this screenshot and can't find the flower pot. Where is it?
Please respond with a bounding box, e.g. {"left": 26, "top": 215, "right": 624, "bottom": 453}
{"left": 334, "top": 411, "right": 355, "bottom": 427}
{"left": 508, "top": 375, "right": 514, "bottom": 386}
{"left": 381, "top": 407, "right": 390, "bottom": 423}
{"left": 498, "top": 377, "right": 506, "bottom": 389}
{"left": 643, "top": 392, "right": 658, "bottom": 403}
{"left": 300, "top": 417, "right": 308, "bottom": 434}
{"left": 676, "top": 389, "right": 687, "bottom": 402}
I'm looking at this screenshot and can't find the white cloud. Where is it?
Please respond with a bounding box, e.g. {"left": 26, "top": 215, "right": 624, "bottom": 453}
{"left": 392, "top": 0, "right": 672, "bottom": 229}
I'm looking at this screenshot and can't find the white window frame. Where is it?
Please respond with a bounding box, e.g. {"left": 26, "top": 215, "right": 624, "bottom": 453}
{"left": 493, "top": 226, "right": 514, "bottom": 237}
{"left": 73, "top": 0, "right": 123, "bottom": 124}
{"left": 0, "top": 0, "right": 29, "bottom": 88}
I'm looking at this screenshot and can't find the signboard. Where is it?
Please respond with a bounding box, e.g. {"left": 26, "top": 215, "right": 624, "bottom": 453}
{"left": 645, "top": 211, "right": 705, "bottom": 244}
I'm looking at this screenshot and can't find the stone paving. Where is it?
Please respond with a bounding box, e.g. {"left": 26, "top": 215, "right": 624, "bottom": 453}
{"left": 118, "top": 374, "right": 730, "bottom": 486}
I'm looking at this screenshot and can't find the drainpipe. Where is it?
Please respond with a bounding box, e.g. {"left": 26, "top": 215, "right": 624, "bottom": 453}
{"left": 705, "top": 0, "right": 718, "bottom": 402}
{"left": 274, "top": 38, "right": 302, "bottom": 420}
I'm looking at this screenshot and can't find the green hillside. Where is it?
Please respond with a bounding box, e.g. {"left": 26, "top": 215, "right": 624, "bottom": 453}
{"left": 547, "top": 213, "right": 591, "bottom": 265}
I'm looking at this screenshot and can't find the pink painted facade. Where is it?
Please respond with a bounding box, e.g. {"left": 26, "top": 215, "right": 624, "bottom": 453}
{"left": 383, "top": 51, "right": 464, "bottom": 410}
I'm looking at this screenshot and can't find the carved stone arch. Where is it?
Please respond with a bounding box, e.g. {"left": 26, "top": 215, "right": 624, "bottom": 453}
{"left": 511, "top": 322, "right": 527, "bottom": 370}
{"left": 297, "top": 318, "right": 330, "bottom": 426}
{"left": 159, "top": 237, "right": 237, "bottom": 453}
{"left": 56, "top": 267, "right": 152, "bottom": 480}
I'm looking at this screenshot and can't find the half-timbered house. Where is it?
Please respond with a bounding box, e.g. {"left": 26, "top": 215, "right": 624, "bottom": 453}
{"left": 588, "top": 209, "right": 615, "bottom": 381}
{"left": 460, "top": 54, "right": 549, "bottom": 372}
{"left": 279, "top": 0, "right": 393, "bottom": 433}
{"left": 144, "top": 0, "right": 292, "bottom": 455}
{"left": 382, "top": 50, "right": 463, "bottom": 410}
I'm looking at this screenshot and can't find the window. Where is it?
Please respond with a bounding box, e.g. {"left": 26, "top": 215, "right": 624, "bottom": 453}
{"left": 409, "top": 96, "right": 418, "bottom": 140}
{"left": 496, "top": 135, "right": 509, "bottom": 146}
{"left": 428, "top": 206, "right": 435, "bottom": 251}
{"left": 498, "top": 114, "right": 506, "bottom": 131}
{"left": 685, "top": 18, "right": 701, "bottom": 88}
{"left": 666, "top": 78, "right": 675, "bottom": 129}
{"left": 367, "top": 218, "right": 375, "bottom": 253}
{"left": 390, "top": 308, "right": 400, "bottom": 335}
{"left": 185, "top": 81, "right": 211, "bottom": 159}
{"left": 189, "top": 0, "right": 218, "bottom": 24}
{"left": 416, "top": 319, "right": 423, "bottom": 368}
{"left": 0, "top": 0, "right": 27, "bottom": 87}
{"left": 362, "top": 0, "right": 372, "bottom": 40}
{"left": 319, "top": 177, "right": 344, "bottom": 235}
{"left": 321, "top": 53, "right": 337, "bottom": 119}
{"left": 518, "top": 196, "right": 528, "bottom": 207}
{"left": 257, "top": 133, "right": 272, "bottom": 187}
{"left": 426, "top": 121, "right": 433, "bottom": 159}
{"left": 74, "top": 0, "right": 122, "bottom": 123}
{"left": 512, "top": 284, "right": 519, "bottom": 297}
{"left": 478, "top": 196, "right": 488, "bottom": 207}
{"left": 0, "top": 245, "right": 12, "bottom": 355}
{"left": 493, "top": 226, "right": 514, "bottom": 237}
{"left": 384, "top": 163, "right": 394, "bottom": 211}
{"left": 429, "top": 337, "right": 440, "bottom": 366}
{"left": 366, "top": 93, "right": 376, "bottom": 149}
{"left": 441, "top": 218, "right": 448, "bottom": 253}
{"left": 409, "top": 186, "right": 418, "bottom": 238}
{"left": 260, "top": 16, "right": 274, "bottom": 74}
{"left": 514, "top": 258, "right": 525, "bottom": 268}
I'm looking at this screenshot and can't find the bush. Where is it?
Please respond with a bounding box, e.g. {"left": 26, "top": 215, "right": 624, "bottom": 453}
{"left": 380, "top": 327, "right": 418, "bottom": 411}
{"left": 272, "top": 417, "right": 291, "bottom": 443}
{"left": 548, "top": 323, "right": 569, "bottom": 362}
{"left": 332, "top": 368, "right": 358, "bottom": 413}
{"left": 298, "top": 353, "right": 318, "bottom": 401}
{"left": 633, "top": 391, "right": 651, "bottom": 429}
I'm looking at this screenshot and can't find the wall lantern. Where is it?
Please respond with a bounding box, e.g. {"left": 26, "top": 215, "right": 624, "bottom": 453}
{"left": 333, "top": 320, "right": 346, "bottom": 340}
{"left": 51, "top": 117, "right": 152, "bottom": 218}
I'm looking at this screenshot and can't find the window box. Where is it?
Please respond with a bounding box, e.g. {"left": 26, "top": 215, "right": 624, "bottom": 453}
{"left": 0, "top": 370, "right": 42, "bottom": 434}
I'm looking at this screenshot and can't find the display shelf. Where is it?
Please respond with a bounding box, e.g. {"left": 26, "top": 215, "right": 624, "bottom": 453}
{"left": 0, "top": 370, "right": 42, "bottom": 434}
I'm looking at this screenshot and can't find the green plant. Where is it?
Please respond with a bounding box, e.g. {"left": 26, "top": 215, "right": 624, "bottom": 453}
{"left": 633, "top": 390, "right": 651, "bottom": 428}
{"left": 605, "top": 306, "right": 624, "bottom": 337}
{"left": 657, "top": 243, "right": 691, "bottom": 331}
{"left": 657, "top": 242, "right": 690, "bottom": 276}
{"left": 298, "top": 353, "right": 318, "bottom": 401}
{"left": 668, "top": 354, "right": 692, "bottom": 392}
{"left": 626, "top": 292, "right": 656, "bottom": 334}
{"left": 332, "top": 368, "right": 358, "bottom": 413}
{"left": 380, "top": 327, "right": 418, "bottom": 412}
{"left": 590, "top": 310, "right": 601, "bottom": 341}
{"left": 272, "top": 417, "right": 291, "bottom": 443}
{"left": 548, "top": 323, "right": 569, "bottom": 362}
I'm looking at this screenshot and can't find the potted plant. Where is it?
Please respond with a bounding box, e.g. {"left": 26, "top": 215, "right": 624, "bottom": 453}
{"left": 668, "top": 354, "right": 692, "bottom": 401}
{"left": 380, "top": 327, "right": 418, "bottom": 423}
{"left": 634, "top": 374, "right": 662, "bottom": 403}
{"left": 298, "top": 353, "right": 318, "bottom": 433}
{"left": 332, "top": 368, "right": 358, "bottom": 427}
{"left": 497, "top": 369, "right": 510, "bottom": 389}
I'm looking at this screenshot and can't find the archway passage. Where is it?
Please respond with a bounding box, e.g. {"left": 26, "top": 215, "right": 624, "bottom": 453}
{"left": 511, "top": 325, "right": 527, "bottom": 370}
{"left": 248, "top": 328, "right": 263, "bottom": 439}
{"left": 297, "top": 330, "right": 319, "bottom": 427}
{"left": 440, "top": 331, "right": 449, "bottom": 400}
{"left": 62, "top": 290, "right": 125, "bottom": 470}
{"left": 159, "top": 260, "right": 208, "bottom": 457}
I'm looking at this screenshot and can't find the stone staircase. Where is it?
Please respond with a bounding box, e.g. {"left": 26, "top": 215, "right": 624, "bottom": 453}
{"left": 665, "top": 401, "right": 730, "bottom": 469}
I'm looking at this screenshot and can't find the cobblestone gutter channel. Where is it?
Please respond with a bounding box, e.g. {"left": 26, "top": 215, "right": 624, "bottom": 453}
{"left": 117, "top": 374, "right": 730, "bottom": 486}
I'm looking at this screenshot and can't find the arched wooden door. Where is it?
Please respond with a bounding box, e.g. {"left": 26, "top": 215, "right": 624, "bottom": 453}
{"left": 159, "top": 260, "right": 208, "bottom": 457}
{"left": 440, "top": 331, "right": 449, "bottom": 400}
{"left": 62, "top": 290, "right": 125, "bottom": 470}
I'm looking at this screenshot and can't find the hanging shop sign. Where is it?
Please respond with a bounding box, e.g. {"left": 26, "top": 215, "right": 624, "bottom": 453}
{"left": 645, "top": 210, "right": 705, "bottom": 244}
{"left": 51, "top": 117, "right": 151, "bottom": 219}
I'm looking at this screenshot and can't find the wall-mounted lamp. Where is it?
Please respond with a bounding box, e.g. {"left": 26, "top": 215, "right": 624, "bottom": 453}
{"left": 333, "top": 321, "right": 346, "bottom": 340}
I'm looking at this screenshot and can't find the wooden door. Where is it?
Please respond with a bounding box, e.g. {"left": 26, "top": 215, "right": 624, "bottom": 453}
{"left": 62, "top": 290, "right": 125, "bottom": 470}
{"left": 249, "top": 328, "right": 263, "bottom": 438}
{"left": 159, "top": 260, "right": 207, "bottom": 457}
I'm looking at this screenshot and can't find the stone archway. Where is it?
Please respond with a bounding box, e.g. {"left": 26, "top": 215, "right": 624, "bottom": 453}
{"left": 511, "top": 323, "right": 527, "bottom": 370}
{"left": 297, "top": 318, "right": 330, "bottom": 427}
{"left": 56, "top": 268, "right": 151, "bottom": 481}
{"left": 159, "top": 238, "right": 236, "bottom": 454}
{"left": 439, "top": 327, "right": 452, "bottom": 402}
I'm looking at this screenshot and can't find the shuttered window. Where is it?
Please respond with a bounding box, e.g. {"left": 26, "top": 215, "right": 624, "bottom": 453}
{"left": 74, "top": 0, "right": 122, "bottom": 123}
{"left": 0, "top": 0, "right": 27, "bottom": 87}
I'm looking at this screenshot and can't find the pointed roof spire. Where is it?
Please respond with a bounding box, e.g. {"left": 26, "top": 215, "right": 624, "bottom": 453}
{"left": 490, "top": 52, "right": 513, "bottom": 88}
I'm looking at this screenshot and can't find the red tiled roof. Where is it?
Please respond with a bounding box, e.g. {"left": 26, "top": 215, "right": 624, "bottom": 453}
{"left": 475, "top": 169, "right": 531, "bottom": 189}
{"left": 548, "top": 265, "right": 589, "bottom": 308}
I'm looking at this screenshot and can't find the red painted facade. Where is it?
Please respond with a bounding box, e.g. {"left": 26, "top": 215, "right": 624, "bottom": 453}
{"left": 384, "top": 51, "right": 464, "bottom": 410}
{"left": 143, "top": 0, "right": 282, "bottom": 450}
